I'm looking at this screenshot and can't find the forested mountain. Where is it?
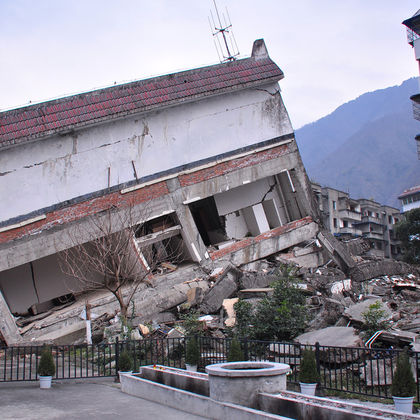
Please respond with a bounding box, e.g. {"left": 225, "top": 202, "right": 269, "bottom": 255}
{"left": 295, "top": 78, "right": 420, "bottom": 208}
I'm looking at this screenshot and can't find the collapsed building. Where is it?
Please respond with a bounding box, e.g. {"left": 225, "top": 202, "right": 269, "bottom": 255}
{"left": 0, "top": 40, "right": 326, "bottom": 345}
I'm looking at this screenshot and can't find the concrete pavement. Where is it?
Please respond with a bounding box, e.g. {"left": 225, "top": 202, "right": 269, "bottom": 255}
{"left": 0, "top": 378, "right": 206, "bottom": 419}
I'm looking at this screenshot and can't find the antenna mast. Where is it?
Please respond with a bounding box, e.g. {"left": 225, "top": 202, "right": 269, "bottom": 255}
{"left": 209, "top": 0, "right": 239, "bottom": 63}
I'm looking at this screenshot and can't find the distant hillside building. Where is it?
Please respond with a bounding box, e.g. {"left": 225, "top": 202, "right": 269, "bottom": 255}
{"left": 402, "top": 9, "right": 420, "bottom": 158}
{"left": 398, "top": 185, "right": 420, "bottom": 212}
{"left": 312, "top": 183, "right": 401, "bottom": 259}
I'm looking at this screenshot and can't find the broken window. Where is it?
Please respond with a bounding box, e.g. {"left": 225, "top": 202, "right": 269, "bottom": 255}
{"left": 135, "top": 213, "right": 191, "bottom": 270}
{"left": 189, "top": 197, "right": 227, "bottom": 246}
{"left": 333, "top": 218, "right": 338, "bottom": 228}
{"left": 189, "top": 178, "right": 287, "bottom": 248}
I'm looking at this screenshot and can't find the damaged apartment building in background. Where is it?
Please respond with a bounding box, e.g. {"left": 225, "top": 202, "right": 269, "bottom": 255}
{"left": 0, "top": 40, "right": 321, "bottom": 345}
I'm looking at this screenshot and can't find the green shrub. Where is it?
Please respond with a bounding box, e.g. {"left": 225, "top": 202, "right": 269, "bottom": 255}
{"left": 227, "top": 338, "right": 244, "bottom": 362}
{"left": 298, "top": 349, "right": 320, "bottom": 384}
{"left": 38, "top": 347, "right": 56, "bottom": 377}
{"left": 180, "top": 311, "right": 203, "bottom": 336}
{"left": 118, "top": 350, "right": 133, "bottom": 372}
{"left": 185, "top": 337, "right": 200, "bottom": 366}
{"left": 233, "top": 265, "right": 307, "bottom": 341}
{"left": 361, "top": 301, "right": 390, "bottom": 340}
{"left": 391, "top": 349, "right": 416, "bottom": 397}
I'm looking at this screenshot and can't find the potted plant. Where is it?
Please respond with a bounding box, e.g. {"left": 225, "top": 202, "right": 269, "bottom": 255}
{"left": 185, "top": 337, "right": 200, "bottom": 372}
{"left": 38, "top": 347, "right": 56, "bottom": 389}
{"left": 298, "top": 348, "right": 320, "bottom": 396}
{"left": 118, "top": 350, "right": 134, "bottom": 375}
{"left": 227, "top": 338, "right": 244, "bottom": 362}
{"left": 391, "top": 349, "right": 416, "bottom": 413}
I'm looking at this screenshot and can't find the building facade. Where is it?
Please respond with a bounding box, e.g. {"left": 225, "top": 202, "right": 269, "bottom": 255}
{"left": 402, "top": 9, "right": 420, "bottom": 158}
{"left": 312, "top": 183, "right": 401, "bottom": 259}
{"left": 0, "top": 40, "right": 319, "bottom": 344}
{"left": 398, "top": 185, "right": 420, "bottom": 212}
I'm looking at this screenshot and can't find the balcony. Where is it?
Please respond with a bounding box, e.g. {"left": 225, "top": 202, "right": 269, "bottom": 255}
{"left": 411, "top": 94, "right": 420, "bottom": 121}
{"left": 364, "top": 231, "right": 384, "bottom": 240}
{"left": 357, "top": 215, "right": 383, "bottom": 225}
{"left": 339, "top": 227, "right": 362, "bottom": 236}
{"left": 338, "top": 209, "right": 362, "bottom": 221}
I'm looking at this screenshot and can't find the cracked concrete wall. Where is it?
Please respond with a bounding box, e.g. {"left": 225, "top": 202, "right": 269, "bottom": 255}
{"left": 214, "top": 177, "right": 285, "bottom": 239}
{"left": 0, "top": 82, "right": 292, "bottom": 224}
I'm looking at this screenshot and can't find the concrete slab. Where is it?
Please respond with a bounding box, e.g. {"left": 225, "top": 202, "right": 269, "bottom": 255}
{"left": 0, "top": 378, "right": 206, "bottom": 420}
{"left": 295, "top": 326, "right": 361, "bottom": 347}
{"left": 344, "top": 299, "right": 392, "bottom": 324}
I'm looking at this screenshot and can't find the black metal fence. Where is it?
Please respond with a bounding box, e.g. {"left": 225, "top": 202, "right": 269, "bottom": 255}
{"left": 1, "top": 337, "right": 419, "bottom": 402}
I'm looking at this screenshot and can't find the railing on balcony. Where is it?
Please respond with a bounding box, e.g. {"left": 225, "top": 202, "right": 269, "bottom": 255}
{"left": 358, "top": 216, "right": 383, "bottom": 225}
{"left": 411, "top": 95, "right": 420, "bottom": 121}
{"left": 339, "top": 227, "right": 362, "bottom": 236}
{"left": 364, "top": 231, "right": 384, "bottom": 240}
{"left": 338, "top": 209, "right": 362, "bottom": 221}
{"left": 407, "top": 28, "right": 420, "bottom": 45}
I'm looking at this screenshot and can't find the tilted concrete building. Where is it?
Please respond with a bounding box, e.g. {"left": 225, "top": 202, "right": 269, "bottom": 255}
{"left": 0, "top": 40, "right": 319, "bottom": 344}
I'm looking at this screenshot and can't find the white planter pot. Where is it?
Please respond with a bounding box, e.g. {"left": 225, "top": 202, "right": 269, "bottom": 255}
{"left": 185, "top": 364, "right": 197, "bottom": 372}
{"left": 393, "top": 396, "right": 414, "bottom": 413}
{"left": 299, "top": 382, "right": 317, "bottom": 396}
{"left": 39, "top": 376, "right": 52, "bottom": 389}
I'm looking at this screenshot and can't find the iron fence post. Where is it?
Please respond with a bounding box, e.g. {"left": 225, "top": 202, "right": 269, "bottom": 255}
{"left": 244, "top": 337, "right": 249, "bottom": 361}
{"left": 115, "top": 337, "right": 120, "bottom": 374}
{"left": 315, "top": 342, "right": 321, "bottom": 377}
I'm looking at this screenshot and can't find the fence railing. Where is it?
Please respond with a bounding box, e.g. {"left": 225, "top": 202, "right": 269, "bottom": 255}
{"left": 1, "top": 336, "right": 419, "bottom": 402}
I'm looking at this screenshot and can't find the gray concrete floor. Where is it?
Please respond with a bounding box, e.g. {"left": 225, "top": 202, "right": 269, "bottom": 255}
{"left": 0, "top": 378, "right": 206, "bottom": 419}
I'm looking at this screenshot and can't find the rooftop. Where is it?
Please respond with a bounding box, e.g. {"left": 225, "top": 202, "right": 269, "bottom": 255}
{"left": 398, "top": 184, "right": 420, "bottom": 199}
{"left": 0, "top": 39, "right": 283, "bottom": 151}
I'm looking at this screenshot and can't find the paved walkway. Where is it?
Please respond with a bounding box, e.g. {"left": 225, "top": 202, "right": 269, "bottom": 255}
{"left": 0, "top": 378, "right": 206, "bottom": 420}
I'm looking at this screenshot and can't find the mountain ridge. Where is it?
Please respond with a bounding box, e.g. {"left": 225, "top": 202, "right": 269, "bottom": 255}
{"left": 295, "top": 78, "right": 420, "bottom": 209}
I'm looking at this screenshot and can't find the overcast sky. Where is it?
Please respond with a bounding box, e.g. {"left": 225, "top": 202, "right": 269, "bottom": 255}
{"left": 1, "top": 0, "right": 419, "bottom": 128}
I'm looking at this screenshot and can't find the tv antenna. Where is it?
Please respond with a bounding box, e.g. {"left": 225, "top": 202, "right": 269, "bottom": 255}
{"left": 208, "top": 0, "right": 240, "bottom": 63}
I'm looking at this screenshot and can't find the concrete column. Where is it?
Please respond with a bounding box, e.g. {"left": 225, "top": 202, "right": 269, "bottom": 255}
{"left": 166, "top": 178, "right": 208, "bottom": 263}
{"left": 174, "top": 205, "right": 208, "bottom": 263}
{"left": 0, "top": 289, "right": 21, "bottom": 345}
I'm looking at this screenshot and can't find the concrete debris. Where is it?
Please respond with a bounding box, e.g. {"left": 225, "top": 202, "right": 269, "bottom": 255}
{"left": 295, "top": 327, "right": 361, "bottom": 348}
{"left": 237, "top": 288, "right": 274, "bottom": 299}
{"left": 341, "top": 237, "right": 371, "bottom": 256}
{"left": 186, "top": 287, "right": 204, "bottom": 307}
{"left": 360, "top": 358, "right": 395, "bottom": 386}
{"left": 222, "top": 298, "right": 238, "bottom": 328}
{"left": 330, "top": 279, "right": 352, "bottom": 295}
{"left": 167, "top": 328, "right": 184, "bottom": 339}
{"left": 344, "top": 299, "right": 392, "bottom": 325}
{"left": 138, "top": 324, "right": 150, "bottom": 336}
{"left": 239, "top": 271, "right": 278, "bottom": 290}
{"left": 316, "top": 230, "right": 356, "bottom": 273}
{"left": 198, "top": 315, "right": 219, "bottom": 329}
{"left": 32, "top": 321, "right": 87, "bottom": 345}
{"left": 200, "top": 271, "right": 237, "bottom": 314}
{"left": 149, "top": 312, "right": 177, "bottom": 325}
{"left": 10, "top": 215, "right": 420, "bottom": 350}
{"left": 131, "top": 329, "right": 142, "bottom": 340}
{"left": 276, "top": 243, "right": 327, "bottom": 268}
{"left": 308, "top": 298, "right": 346, "bottom": 330}
{"left": 350, "top": 260, "right": 420, "bottom": 283}
{"left": 160, "top": 262, "right": 177, "bottom": 272}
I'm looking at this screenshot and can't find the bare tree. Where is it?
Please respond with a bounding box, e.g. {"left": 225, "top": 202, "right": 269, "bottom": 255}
{"left": 60, "top": 203, "right": 184, "bottom": 321}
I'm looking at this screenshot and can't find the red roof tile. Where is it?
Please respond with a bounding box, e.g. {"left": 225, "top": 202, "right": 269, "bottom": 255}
{"left": 0, "top": 56, "right": 283, "bottom": 149}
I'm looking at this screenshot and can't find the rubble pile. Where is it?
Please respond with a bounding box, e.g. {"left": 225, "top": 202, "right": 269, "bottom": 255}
{"left": 15, "top": 236, "right": 420, "bottom": 355}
